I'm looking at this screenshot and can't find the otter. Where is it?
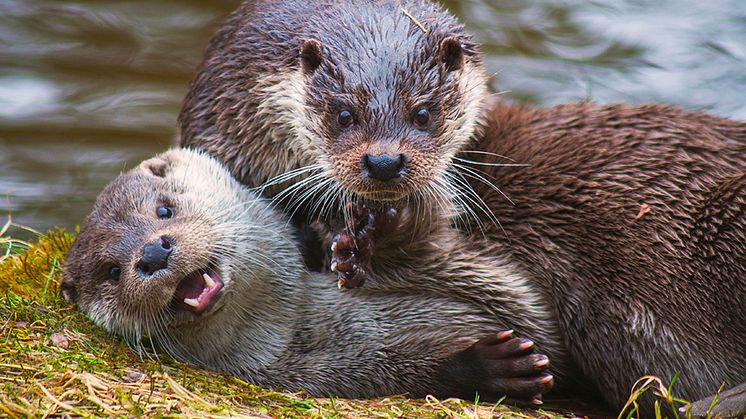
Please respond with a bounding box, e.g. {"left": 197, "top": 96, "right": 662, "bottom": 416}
{"left": 177, "top": 0, "right": 744, "bottom": 414}
{"left": 464, "top": 101, "right": 745, "bottom": 415}
{"left": 177, "top": 0, "right": 489, "bottom": 246}
{"left": 332, "top": 101, "right": 746, "bottom": 416}
{"left": 60, "top": 148, "right": 556, "bottom": 403}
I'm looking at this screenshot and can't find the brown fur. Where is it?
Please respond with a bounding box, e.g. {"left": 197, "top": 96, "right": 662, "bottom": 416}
{"left": 343, "top": 101, "right": 745, "bottom": 414}
{"left": 175, "top": 0, "right": 745, "bottom": 413}
{"left": 61, "top": 148, "right": 556, "bottom": 403}
{"left": 460, "top": 101, "right": 746, "bottom": 410}
{"left": 178, "top": 0, "right": 488, "bottom": 208}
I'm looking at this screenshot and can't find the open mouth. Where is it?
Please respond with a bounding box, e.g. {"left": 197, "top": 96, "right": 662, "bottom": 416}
{"left": 171, "top": 267, "right": 224, "bottom": 315}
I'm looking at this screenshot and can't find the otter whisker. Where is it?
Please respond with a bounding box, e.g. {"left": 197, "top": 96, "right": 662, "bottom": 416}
{"left": 440, "top": 170, "right": 497, "bottom": 237}
{"left": 269, "top": 175, "right": 329, "bottom": 210}
{"left": 257, "top": 163, "right": 325, "bottom": 190}
{"left": 444, "top": 170, "right": 509, "bottom": 242}
{"left": 284, "top": 176, "right": 337, "bottom": 224}
{"left": 458, "top": 150, "right": 518, "bottom": 162}
{"left": 144, "top": 313, "right": 162, "bottom": 360}
{"left": 420, "top": 181, "right": 456, "bottom": 227}
{"left": 269, "top": 171, "right": 329, "bottom": 208}
{"left": 453, "top": 156, "right": 529, "bottom": 168}
{"left": 301, "top": 176, "right": 340, "bottom": 221}
{"left": 451, "top": 162, "right": 516, "bottom": 206}
{"left": 432, "top": 174, "right": 484, "bottom": 236}
{"left": 214, "top": 244, "right": 277, "bottom": 274}
{"left": 316, "top": 181, "right": 344, "bottom": 220}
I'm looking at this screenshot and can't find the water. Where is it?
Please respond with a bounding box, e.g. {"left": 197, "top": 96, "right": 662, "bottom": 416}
{"left": 1, "top": 0, "right": 744, "bottom": 237}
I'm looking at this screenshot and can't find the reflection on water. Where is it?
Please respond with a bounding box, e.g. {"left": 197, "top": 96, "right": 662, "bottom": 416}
{"left": 1, "top": 0, "right": 745, "bottom": 236}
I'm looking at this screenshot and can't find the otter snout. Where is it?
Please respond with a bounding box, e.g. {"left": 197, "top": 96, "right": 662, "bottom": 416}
{"left": 136, "top": 236, "right": 173, "bottom": 276}
{"left": 362, "top": 153, "right": 407, "bottom": 182}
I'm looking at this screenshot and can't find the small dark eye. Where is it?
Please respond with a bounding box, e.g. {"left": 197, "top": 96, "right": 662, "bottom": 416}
{"left": 156, "top": 206, "right": 174, "bottom": 219}
{"left": 108, "top": 265, "right": 121, "bottom": 280}
{"left": 337, "top": 109, "right": 354, "bottom": 129}
{"left": 413, "top": 107, "right": 431, "bottom": 129}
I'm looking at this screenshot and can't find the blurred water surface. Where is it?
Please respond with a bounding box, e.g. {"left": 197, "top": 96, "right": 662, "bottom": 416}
{"left": 1, "top": 0, "right": 745, "bottom": 236}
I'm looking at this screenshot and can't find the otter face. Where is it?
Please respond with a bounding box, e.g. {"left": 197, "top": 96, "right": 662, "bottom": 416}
{"left": 61, "top": 148, "right": 284, "bottom": 351}
{"left": 298, "top": 2, "right": 489, "bottom": 203}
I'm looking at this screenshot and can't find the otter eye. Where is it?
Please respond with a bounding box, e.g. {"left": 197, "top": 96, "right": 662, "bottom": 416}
{"left": 337, "top": 109, "right": 354, "bottom": 129}
{"left": 413, "top": 107, "right": 431, "bottom": 129}
{"left": 156, "top": 206, "right": 174, "bottom": 219}
{"left": 108, "top": 265, "right": 121, "bottom": 280}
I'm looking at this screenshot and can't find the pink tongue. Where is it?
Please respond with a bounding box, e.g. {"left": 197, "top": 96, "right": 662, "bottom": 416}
{"left": 174, "top": 271, "right": 205, "bottom": 300}
{"left": 173, "top": 270, "right": 224, "bottom": 314}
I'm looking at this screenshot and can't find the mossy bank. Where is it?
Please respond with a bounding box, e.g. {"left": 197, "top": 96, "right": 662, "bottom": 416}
{"left": 1, "top": 225, "right": 576, "bottom": 418}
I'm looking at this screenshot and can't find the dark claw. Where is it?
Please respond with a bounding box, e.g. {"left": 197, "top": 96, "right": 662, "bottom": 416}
{"left": 329, "top": 204, "right": 400, "bottom": 289}
{"left": 338, "top": 265, "right": 366, "bottom": 289}
{"left": 440, "top": 330, "right": 554, "bottom": 403}
{"left": 491, "top": 374, "right": 554, "bottom": 401}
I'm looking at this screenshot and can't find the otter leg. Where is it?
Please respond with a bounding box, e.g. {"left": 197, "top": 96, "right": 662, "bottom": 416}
{"left": 438, "top": 330, "right": 554, "bottom": 403}
{"left": 331, "top": 204, "right": 399, "bottom": 289}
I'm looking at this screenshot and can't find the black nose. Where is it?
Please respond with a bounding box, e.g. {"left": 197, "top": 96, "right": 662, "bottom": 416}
{"left": 136, "top": 236, "right": 173, "bottom": 275}
{"left": 363, "top": 153, "right": 405, "bottom": 182}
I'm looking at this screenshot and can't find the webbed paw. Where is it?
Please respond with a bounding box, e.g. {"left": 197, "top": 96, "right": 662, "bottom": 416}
{"left": 442, "top": 330, "right": 554, "bottom": 403}
{"left": 330, "top": 203, "right": 399, "bottom": 289}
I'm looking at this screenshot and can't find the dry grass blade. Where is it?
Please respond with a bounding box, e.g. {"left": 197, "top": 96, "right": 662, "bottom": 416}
{"left": 2, "top": 227, "right": 705, "bottom": 419}
{"left": 0, "top": 229, "right": 577, "bottom": 418}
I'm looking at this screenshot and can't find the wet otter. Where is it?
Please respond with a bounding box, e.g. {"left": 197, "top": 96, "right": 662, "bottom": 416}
{"left": 60, "top": 148, "right": 556, "bottom": 402}
{"left": 177, "top": 0, "right": 744, "bottom": 414}
{"left": 334, "top": 101, "right": 746, "bottom": 415}
{"left": 178, "top": 0, "right": 488, "bottom": 229}
{"left": 470, "top": 102, "right": 746, "bottom": 415}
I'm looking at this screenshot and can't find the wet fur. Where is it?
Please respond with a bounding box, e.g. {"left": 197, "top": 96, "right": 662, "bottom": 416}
{"left": 178, "top": 0, "right": 488, "bottom": 215}
{"left": 62, "top": 149, "right": 555, "bottom": 400}
{"left": 175, "top": 0, "right": 745, "bottom": 413}
{"left": 457, "top": 101, "right": 746, "bottom": 410}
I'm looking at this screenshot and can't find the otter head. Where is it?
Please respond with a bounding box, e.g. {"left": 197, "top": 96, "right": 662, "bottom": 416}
{"left": 61, "top": 148, "right": 299, "bottom": 357}
{"left": 297, "top": 1, "right": 489, "bottom": 203}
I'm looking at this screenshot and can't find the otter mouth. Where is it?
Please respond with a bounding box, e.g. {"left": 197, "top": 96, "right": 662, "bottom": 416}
{"left": 357, "top": 190, "right": 408, "bottom": 202}
{"left": 172, "top": 267, "right": 224, "bottom": 315}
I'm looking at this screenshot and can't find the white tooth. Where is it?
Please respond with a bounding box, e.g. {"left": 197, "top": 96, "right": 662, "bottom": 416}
{"left": 202, "top": 272, "right": 216, "bottom": 288}
{"left": 330, "top": 262, "right": 338, "bottom": 272}
{"left": 183, "top": 298, "right": 199, "bottom": 307}
{"left": 331, "top": 242, "right": 338, "bottom": 252}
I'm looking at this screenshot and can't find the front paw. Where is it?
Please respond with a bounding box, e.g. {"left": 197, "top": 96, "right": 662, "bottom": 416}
{"left": 330, "top": 229, "right": 368, "bottom": 289}
{"left": 473, "top": 330, "right": 554, "bottom": 403}
{"left": 330, "top": 203, "right": 399, "bottom": 289}
{"left": 443, "top": 330, "right": 554, "bottom": 403}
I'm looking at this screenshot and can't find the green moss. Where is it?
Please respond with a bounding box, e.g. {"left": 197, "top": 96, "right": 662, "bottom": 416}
{"left": 2, "top": 225, "right": 695, "bottom": 418}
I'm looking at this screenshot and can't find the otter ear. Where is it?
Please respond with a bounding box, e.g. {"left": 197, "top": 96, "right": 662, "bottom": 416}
{"left": 439, "top": 37, "right": 464, "bottom": 71}
{"left": 140, "top": 156, "right": 169, "bottom": 178}
{"left": 300, "top": 39, "right": 323, "bottom": 74}
{"left": 60, "top": 277, "right": 78, "bottom": 305}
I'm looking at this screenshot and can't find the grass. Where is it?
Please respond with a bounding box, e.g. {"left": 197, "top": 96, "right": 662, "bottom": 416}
{"left": 0, "top": 222, "right": 571, "bottom": 418}
{"left": 0, "top": 219, "right": 711, "bottom": 418}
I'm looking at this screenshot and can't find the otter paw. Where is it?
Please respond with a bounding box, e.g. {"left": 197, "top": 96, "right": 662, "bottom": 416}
{"left": 472, "top": 330, "right": 554, "bottom": 403}
{"left": 330, "top": 204, "right": 399, "bottom": 289}
{"left": 330, "top": 230, "right": 368, "bottom": 289}
{"left": 444, "top": 330, "right": 554, "bottom": 404}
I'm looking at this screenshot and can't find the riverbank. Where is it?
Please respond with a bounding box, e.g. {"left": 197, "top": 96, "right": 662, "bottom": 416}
{"left": 1, "top": 225, "right": 579, "bottom": 418}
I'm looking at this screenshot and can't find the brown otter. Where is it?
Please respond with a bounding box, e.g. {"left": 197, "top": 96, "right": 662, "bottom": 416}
{"left": 60, "top": 148, "right": 556, "bottom": 403}
{"left": 177, "top": 0, "right": 489, "bottom": 241}
{"left": 465, "top": 101, "right": 745, "bottom": 415}
{"left": 177, "top": 0, "right": 745, "bottom": 414}
{"left": 333, "top": 101, "right": 746, "bottom": 416}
